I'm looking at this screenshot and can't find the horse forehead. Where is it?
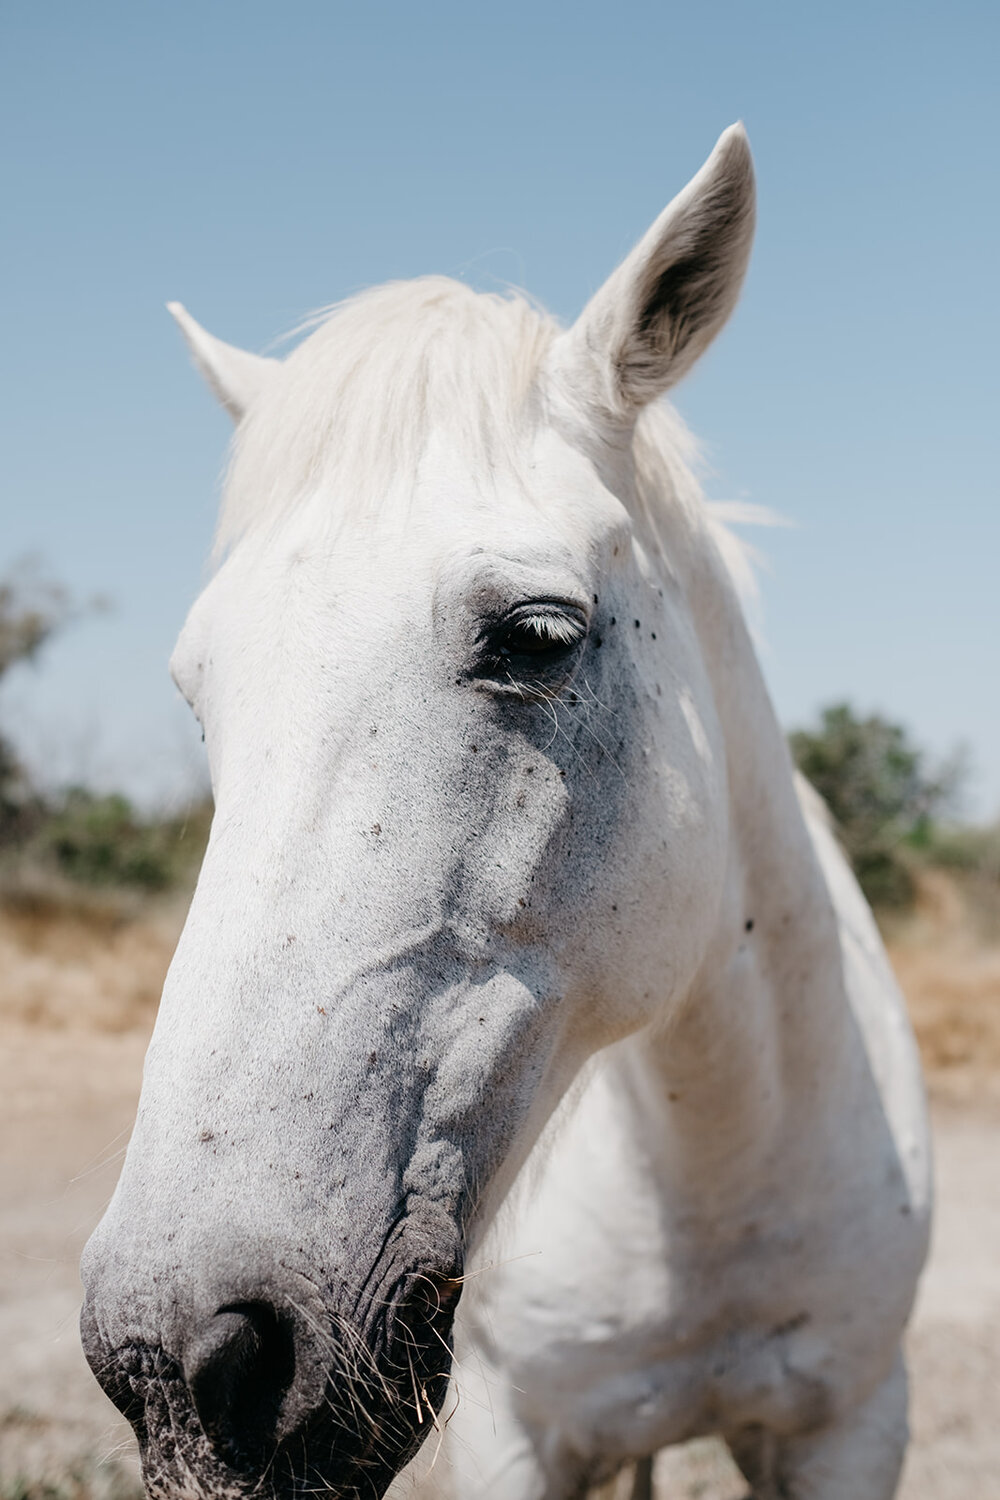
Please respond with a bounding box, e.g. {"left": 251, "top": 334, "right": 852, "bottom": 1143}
{"left": 235, "top": 445, "right": 614, "bottom": 606}
{"left": 415, "top": 420, "right": 624, "bottom": 533}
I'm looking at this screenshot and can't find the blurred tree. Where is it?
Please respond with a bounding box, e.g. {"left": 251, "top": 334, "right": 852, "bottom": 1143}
{"left": 38, "top": 787, "right": 212, "bottom": 891}
{"left": 789, "top": 702, "right": 959, "bottom": 908}
{"left": 0, "top": 563, "right": 76, "bottom": 845}
{"left": 0, "top": 561, "right": 211, "bottom": 894}
{"left": 0, "top": 567, "right": 71, "bottom": 677}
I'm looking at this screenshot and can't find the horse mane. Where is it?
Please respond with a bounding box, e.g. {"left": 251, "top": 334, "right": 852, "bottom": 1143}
{"left": 632, "top": 403, "right": 775, "bottom": 618}
{"left": 219, "top": 276, "right": 767, "bottom": 605}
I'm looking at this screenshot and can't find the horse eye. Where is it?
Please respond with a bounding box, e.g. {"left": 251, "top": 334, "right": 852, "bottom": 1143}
{"left": 501, "top": 611, "right": 584, "bottom": 656}
{"left": 473, "top": 603, "right": 588, "bottom": 691}
{"left": 485, "top": 604, "right": 588, "bottom": 670}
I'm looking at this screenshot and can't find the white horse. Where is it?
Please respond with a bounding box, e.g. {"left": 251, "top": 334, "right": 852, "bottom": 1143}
{"left": 81, "top": 126, "right": 930, "bottom": 1500}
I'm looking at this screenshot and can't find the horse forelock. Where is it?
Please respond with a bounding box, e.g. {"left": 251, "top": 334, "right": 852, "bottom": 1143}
{"left": 216, "top": 274, "right": 767, "bottom": 613}
{"left": 217, "top": 277, "right": 557, "bottom": 554}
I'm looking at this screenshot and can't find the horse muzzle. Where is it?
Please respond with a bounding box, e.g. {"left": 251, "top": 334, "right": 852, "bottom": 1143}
{"left": 80, "top": 1236, "right": 462, "bottom": 1499}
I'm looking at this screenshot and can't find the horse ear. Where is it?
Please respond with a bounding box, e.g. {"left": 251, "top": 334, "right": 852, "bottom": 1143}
{"left": 550, "top": 123, "right": 755, "bottom": 419}
{"left": 167, "top": 302, "right": 279, "bottom": 423}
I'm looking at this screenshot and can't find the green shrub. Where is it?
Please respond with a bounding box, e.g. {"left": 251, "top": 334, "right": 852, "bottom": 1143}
{"left": 789, "top": 703, "right": 958, "bottom": 909}
{"left": 0, "top": 562, "right": 210, "bottom": 900}
{"left": 0, "top": 564, "right": 75, "bottom": 849}
{"left": 922, "top": 821, "right": 1000, "bottom": 878}
{"left": 32, "top": 789, "right": 211, "bottom": 891}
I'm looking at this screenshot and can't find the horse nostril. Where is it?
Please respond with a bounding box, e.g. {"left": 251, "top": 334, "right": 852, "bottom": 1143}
{"left": 183, "top": 1302, "right": 295, "bottom": 1465}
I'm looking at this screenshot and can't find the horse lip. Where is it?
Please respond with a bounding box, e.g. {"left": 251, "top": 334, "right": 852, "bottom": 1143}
{"left": 79, "top": 1298, "right": 149, "bottom": 1435}
{"left": 81, "top": 1254, "right": 464, "bottom": 1500}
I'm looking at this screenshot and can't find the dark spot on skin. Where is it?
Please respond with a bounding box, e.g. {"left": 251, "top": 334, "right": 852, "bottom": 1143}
{"left": 634, "top": 619, "right": 641, "bottom": 628}
{"left": 198, "top": 1130, "right": 214, "bottom": 1143}
{"left": 610, "top": 616, "right": 617, "bottom": 626}
{"left": 593, "top": 594, "right": 599, "bottom": 604}
{"left": 316, "top": 1006, "right": 326, "bottom": 1016}
{"left": 593, "top": 635, "right": 603, "bottom": 649}
{"left": 668, "top": 1091, "right": 680, "bottom": 1102}
{"left": 651, "top": 632, "right": 656, "bottom": 640}
{"left": 611, "top": 904, "right": 617, "bottom": 912}
{"left": 369, "top": 725, "right": 377, "bottom": 736}
{"left": 745, "top": 918, "right": 754, "bottom": 932}
{"left": 371, "top": 823, "right": 381, "bottom": 835}
{"left": 771, "top": 1312, "right": 811, "bottom": 1338}
{"left": 368, "top": 1051, "right": 377, "bottom": 1067}
{"left": 471, "top": 745, "right": 478, "bottom": 753}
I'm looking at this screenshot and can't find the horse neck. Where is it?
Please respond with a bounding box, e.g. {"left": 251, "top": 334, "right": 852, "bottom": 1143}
{"left": 632, "top": 518, "right": 856, "bottom": 1204}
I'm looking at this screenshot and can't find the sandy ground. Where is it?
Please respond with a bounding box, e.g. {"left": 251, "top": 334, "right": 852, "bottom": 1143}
{"left": 0, "top": 1024, "right": 146, "bottom": 1498}
{"left": 1, "top": 875, "right": 998, "bottom": 1498}
{"left": 1, "top": 1016, "right": 998, "bottom": 1500}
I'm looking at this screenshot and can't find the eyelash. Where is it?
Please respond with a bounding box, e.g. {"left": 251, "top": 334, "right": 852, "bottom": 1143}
{"left": 500, "top": 612, "right": 584, "bottom": 654}
{"left": 479, "top": 603, "right": 588, "bottom": 675}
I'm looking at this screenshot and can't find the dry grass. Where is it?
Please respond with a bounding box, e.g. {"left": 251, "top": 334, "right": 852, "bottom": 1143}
{"left": 0, "top": 886, "right": 183, "bottom": 1034}
{"left": 1, "top": 867, "right": 998, "bottom": 1500}
{"left": 0, "top": 1446, "right": 141, "bottom": 1500}
{"left": 883, "top": 868, "right": 1000, "bottom": 1089}
{"left": 3, "top": 865, "right": 998, "bottom": 1087}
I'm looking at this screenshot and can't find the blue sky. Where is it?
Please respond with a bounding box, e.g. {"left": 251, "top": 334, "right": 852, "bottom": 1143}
{"left": 2, "top": 1, "right": 998, "bottom": 814}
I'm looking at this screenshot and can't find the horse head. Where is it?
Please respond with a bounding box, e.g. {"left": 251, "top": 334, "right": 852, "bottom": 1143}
{"left": 81, "top": 124, "right": 754, "bottom": 1499}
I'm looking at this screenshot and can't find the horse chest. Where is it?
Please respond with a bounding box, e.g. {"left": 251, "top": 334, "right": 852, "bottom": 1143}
{"left": 463, "top": 1051, "right": 923, "bottom": 1466}
{"left": 470, "top": 1217, "right": 838, "bottom": 1461}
